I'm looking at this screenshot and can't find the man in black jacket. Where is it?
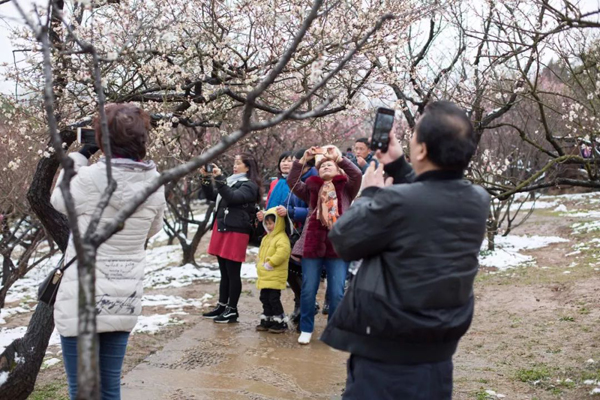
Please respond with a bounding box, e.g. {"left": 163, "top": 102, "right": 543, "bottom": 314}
{"left": 322, "top": 101, "right": 490, "bottom": 400}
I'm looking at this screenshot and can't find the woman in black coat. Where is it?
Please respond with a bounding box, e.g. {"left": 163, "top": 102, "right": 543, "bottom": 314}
{"left": 201, "top": 153, "right": 262, "bottom": 323}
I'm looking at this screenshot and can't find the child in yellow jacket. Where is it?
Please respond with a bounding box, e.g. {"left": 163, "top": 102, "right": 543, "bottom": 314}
{"left": 256, "top": 208, "right": 291, "bottom": 333}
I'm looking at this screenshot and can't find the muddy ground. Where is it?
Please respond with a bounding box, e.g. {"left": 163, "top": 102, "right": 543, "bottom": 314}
{"left": 18, "top": 196, "right": 600, "bottom": 399}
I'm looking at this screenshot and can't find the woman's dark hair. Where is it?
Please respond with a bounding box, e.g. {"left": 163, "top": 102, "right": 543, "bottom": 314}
{"left": 294, "top": 148, "right": 315, "bottom": 167}
{"left": 94, "top": 103, "right": 151, "bottom": 160}
{"left": 277, "top": 151, "right": 294, "bottom": 176}
{"left": 238, "top": 153, "right": 263, "bottom": 203}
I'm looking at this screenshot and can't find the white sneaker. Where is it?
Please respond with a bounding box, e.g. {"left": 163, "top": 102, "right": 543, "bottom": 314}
{"left": 298, "top": 331, "right": 312, "bottom": 345}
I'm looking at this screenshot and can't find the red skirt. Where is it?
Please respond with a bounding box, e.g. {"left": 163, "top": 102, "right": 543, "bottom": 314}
{"left": 208, "top": 221, "right": 250, "bottom": 263}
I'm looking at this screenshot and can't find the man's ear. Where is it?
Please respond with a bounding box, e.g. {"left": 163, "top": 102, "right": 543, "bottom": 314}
{"left": 415, "top": 141, "right": 428, "bottom": 162}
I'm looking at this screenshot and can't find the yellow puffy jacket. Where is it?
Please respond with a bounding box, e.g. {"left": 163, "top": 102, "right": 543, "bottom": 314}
{"left": 256, "top": 208, "right": 291, "bottom": 290}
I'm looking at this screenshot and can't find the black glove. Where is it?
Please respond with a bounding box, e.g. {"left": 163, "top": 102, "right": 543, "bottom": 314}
{"left": 78, "top": 145, "right": 100, "bottom": 159}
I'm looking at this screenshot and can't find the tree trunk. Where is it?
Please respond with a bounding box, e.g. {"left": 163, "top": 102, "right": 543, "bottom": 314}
{"left": 0, "top": 132, "right": 74, "bottom": 397}
{"left": 487, "top": 224, "right": 496, "bottom": 252}
{"left": 27, "top": 131, "right": 76, "bottom": 251}
{"left": 0, "top": 302, "right": 55, "bottom": 399}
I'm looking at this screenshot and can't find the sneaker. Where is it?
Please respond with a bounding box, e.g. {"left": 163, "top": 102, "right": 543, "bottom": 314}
{"left": 269, "top": 316, "right": 288, "bottom": 334}
{"left": 322, "top": 303, "right": 329, "bottom": 315}
{"left": 214, "top": 306, "right": 239, "bottom": 324}
{"left": 202, "top": 302, "right": 226, "bottom": 319}
{"left": 256, "top": 315, "right": 273, "bottom": 331}
{"left": 314, "top": 302, "right": 320, "bottom": 316}
{"left": 298, "top": 331, "right": 312, "bottom": 345}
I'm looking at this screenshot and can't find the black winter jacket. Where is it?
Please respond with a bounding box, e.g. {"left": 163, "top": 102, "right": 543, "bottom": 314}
{"left": 202, "top": 175, "right": 259, "bottom": 235}
{"left": 321, "top": 156, "right": 490, "bottom": 364}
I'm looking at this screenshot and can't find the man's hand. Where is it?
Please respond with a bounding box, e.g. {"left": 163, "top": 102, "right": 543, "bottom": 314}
{"left": 212, "top": 165, "right": 222, "bottom": 177}
{"left": 362, "top": 162, "right": 393, "bottom": 190}
{"left": 78, "top": 145, "right": 100, "bottom": 159}
{"left": 276, "top": 206, "right": 287, "bottom": 217}
{"left": 264, "top": 262, "right": 274, "bottom": 271}
{"left": 375, "top": 132, "right": 404, "bottom": 165}
{"left": 356, "top": 156, "right": 367, "bottom": 168}
{"left": 257, "top": 211, "right": 264, "bottom": 222}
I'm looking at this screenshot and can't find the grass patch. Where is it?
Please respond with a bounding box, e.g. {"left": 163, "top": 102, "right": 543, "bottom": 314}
{"left": 30, "top": 382, "right": 69, "bottom": 400}
{"left": 516, "top": 365, "right": 552, "bottom": 383}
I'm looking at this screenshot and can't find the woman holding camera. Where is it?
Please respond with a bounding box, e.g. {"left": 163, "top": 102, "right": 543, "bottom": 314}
{"left": 51, "top": 104, "right": 166, "bottom": 400}
{"left": 201, "top": 154, "right": 262, "bottom": 323}
{"left": 287, "top": 146, "right": 362, "bottom": 344}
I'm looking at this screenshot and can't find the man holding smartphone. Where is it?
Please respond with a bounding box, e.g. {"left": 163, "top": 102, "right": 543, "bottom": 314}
{"left": 322, "top": 101, "right": 490, "bottom": 399}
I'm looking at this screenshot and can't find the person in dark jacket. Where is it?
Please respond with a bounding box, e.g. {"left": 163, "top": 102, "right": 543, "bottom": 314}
{"left": 322, "top": 101, "right": 491, "bottom": 400}
{"left": 352, "top": 137, "right": 378, "bottom": 174}
{"left": 201, "top": 154, "right": 262, "bottom": 323}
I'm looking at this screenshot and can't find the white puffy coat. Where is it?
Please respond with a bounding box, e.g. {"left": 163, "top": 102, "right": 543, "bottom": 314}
{"left": 51, "top": 153, "right": 165, "bottom": 337}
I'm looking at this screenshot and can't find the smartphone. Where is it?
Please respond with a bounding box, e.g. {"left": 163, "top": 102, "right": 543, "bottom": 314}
{"left": 205, "top": 163, "right": 213, "bottom": 173}
{"left": 77, "top": 127, "right": 97, "bottom": 145}
{"left": 312, "top": 147, "right": 326, "bottom": 155}
{"left": 370, "top": 108, "right": 395, "bottom": 153}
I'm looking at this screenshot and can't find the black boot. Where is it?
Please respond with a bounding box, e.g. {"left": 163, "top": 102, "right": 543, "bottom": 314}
{"left": 268, "top": 315, "right": 288, "bottom": 334}
{"left": 256, "top": 315, "right": 274, "bottom": 331}
{"left": 322, "top": 301, "right": 329, "bottom": 315}
{"left": 214, "top": 306, "right": 239, "bottom": 324}
{"left": 202, "top": 302, "right": 226, "bottom": 319}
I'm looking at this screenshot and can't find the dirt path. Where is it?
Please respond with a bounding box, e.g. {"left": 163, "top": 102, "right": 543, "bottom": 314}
{"left": 121, "top": 282, "right": 347, "bottom": 400}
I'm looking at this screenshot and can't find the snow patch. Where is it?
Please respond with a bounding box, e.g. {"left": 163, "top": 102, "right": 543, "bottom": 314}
{"left": 0, "top": 306, "right": 30, "bottom": 325}
{"left": 554, "top": 204, "right": 568, "bottom": 212}
{"left": 572, "top": 220, "right": 600, "bottom": 234}
{"left": 132, "top": 313, "right": 186, "bottom": 334}
{"left": 145, "top": 245, "right": 183, "bottom": 273}
{"left": 0, "top": 326, "right": 27, "bottom": 353}
{"left": 480, "top": 235, "right": 569, "bottom": 270}
{"left": 145, "top": 262, "right": 257, "bottom": 288}
{"left": 142, "top": 294, "right": 207, "bottom": 308}
{"left": 42, "top": 358, "right": 62, "bottom": 369}
{"left": 0, "top": 371, "right": 8, "bottom": 387}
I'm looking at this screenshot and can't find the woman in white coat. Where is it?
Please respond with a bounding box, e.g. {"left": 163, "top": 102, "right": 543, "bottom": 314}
{"left": 51, "top": 104, "right": 166, "bottom": 400}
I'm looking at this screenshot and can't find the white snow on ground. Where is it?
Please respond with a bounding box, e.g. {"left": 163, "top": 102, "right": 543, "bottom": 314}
{"left": 554, "top": 204, "right": 568, "bottom": 212}
{"left": 572, "top": 220, "right": 600, "bottom": 234}
{"left": 4, "top": 252, "right": 63, "bottom": 303}
{"left": 480, "top": 235, "right": 569, "bottom": 270}
{"left": 0, "top": 326, "right": 27, "bottom": 352}
{"left": 132, "top": 313, "right": 186, "bottom": 334}
{"left": 0, "top": 306, "right": 31, "bottom": 325}
{"left": 510, "top": 199, "right": 559, "bottom": 211}
{"left": 142, "top": 294, "right": 211, "bottom": 308}
{"left": 563, "top": 210, "right": 600, "bottom": 218}
{"left": 42, "top": 358, "right": 62, "bottom": 369}
{"left": 145, "top": 261, "right": 258, "bottom": 288}
{"left": 144, "top": 263, "right": 218, "bottom": 288}
{"left": 145, "top": 245, "right": 183, "bottom": 273}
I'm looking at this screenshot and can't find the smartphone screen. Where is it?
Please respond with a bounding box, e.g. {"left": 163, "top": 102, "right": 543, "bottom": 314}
{"left": 370, "top": 108, "right": 395, "bottom": 152}
{"left": 77, "top": 128, "right": 97, "bottom": 145}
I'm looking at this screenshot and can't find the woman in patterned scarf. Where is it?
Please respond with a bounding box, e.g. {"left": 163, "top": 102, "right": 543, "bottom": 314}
{"left": 287, "top": 146, "right": 362, "bottom": 345}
